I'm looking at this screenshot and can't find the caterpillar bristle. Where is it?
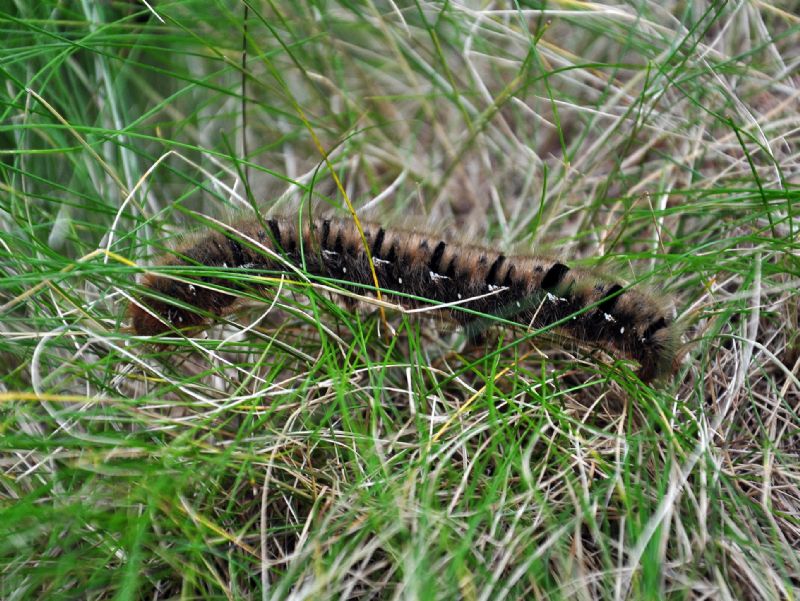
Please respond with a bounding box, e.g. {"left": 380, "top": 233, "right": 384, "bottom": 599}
{"left": 129, "top": 215, "right": 682, "bottom": 382}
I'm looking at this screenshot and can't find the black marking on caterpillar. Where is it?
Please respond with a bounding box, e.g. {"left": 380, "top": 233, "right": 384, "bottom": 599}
{"left": 267, "top": 219, "right": 281, "bottom": 246}
{"left": 227, "top": 237, "right": 247, "bottom": 267}
{"left": 486, "top": 255, "right": 505, "bottom": 286}
{"left": 597, "top": 283, "right": 623, "bottom": 314}
{"left": 372, "top": 227, "right": 385, "bottom": 256}
{"left": 643, "top": 316, "right": 667, "bottom": 340}
{"left": 321, "top": 219, "right": 331, "bottom": 248}
{"left": 429, "top": 241, "right": 446, "bottom": 273}
{"left": 541, "top": 262, "right": 569, "bottom": 291}
{"left": 129, "top": 216, "right": 681, "bottom": 382}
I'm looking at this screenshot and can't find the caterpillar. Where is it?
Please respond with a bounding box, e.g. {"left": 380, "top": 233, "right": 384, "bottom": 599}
{"left": 129, "top": 215, "right": 681, "bottom": 382}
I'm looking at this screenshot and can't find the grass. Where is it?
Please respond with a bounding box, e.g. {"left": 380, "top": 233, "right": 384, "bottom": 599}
{"left": 1, "top": 0, "right": 799, "bottom": 599}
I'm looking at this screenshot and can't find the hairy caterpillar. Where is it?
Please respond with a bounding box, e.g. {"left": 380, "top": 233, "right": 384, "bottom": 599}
{"left": 129, "top": 215, "right": 681, "bottom": 382}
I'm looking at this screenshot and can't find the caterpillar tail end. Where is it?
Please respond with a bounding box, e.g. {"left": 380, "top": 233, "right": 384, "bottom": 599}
{"left": 128, "top": 274, "right": 209, "bottom": 336}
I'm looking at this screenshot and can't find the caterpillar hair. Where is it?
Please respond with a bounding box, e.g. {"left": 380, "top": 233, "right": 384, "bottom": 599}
{"left": 129, "top": 215, "right": 682, "bottom": 382}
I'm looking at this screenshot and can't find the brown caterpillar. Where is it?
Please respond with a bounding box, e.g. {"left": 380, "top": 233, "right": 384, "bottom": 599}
{"left": 129, "top": 215, "right": 681, "bottom": 382}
